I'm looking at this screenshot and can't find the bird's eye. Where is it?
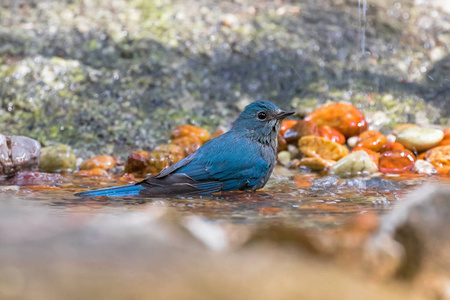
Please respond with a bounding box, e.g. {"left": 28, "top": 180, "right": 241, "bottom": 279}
{"left": 257, "top": 111, "right": 267, "bottom": 120}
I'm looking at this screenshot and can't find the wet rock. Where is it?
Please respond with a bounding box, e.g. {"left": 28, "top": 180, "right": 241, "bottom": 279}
{"left": 369, "top": 186, "right": 450, "bottom": 280}
{"left": 277, "top": 151, "right": 291, "bottom": 166}
{"left": 329, "top": 151, "right": 378, "bottom": 177}
{"left": 124, "top": 150, "right": 149, "bottom": 176}
{"left": 396, "top": 127, "right": 444, "bottom": 152}
{"left": 280, "top": 120, "right": 297, "bottom": 136}
{"left": 412, "top": 160, "right": 437, "bottom": 175}
{"left": 298, "top": 157, "right": 336, "bottom": 171}
{"left": 299, "top": 136, "right": 349, "bottom": 161}
{"left": 318, "top": 125, "right": 346, "bottom": 145}
{"left": 422, "top": 145, "right": 450, "bottom": 174}
{"left": 283, "top": 120, "right": 319, "bottom": 144}
{"left": 171, "top": 136, "right": 202, "bottom": 156}
{"left": 346, "top": 136, "right": 359, "bottom": 148}
{"left": 0, "top": 135, "right": 41, "bottom": 177}
{"left": 304, "top": 103, "right": 367, "bottom": 138}
{"left": 340, "top": 178, "right": 367, "bottom": 189}
{"left": 356, "top": 131, "right": 387, "bottom": 152}
{"left": 311, "top": 176, "right": 339, "bottom": 190}
{"left": 365, "top": 177, "right": 397, "bottom": 190}
{"left": 75, "top": 168, "right": 110, "bottom": 177}
{"left": 8, "top": 171, "right": 66, "bottom": 186}
{"left": 153, "top": 144, "right": 184, "bottom": 158}
{"left": 379, "top": 150, "right": 416, "bottom": 173}
{"left": 38, "top": 144, "right": 76, "bottom": 173}
{"left": 144, "top": 151, "right": 184, "bottom": 175}
{"left": 392, "top": 124, "right": 417, "bottom": 136}
{"left": 170, "top": 125, "right": 210, "bottom": 144}
{"left": 277, "top": 134, "right": 288, "bottom": 152}
{"left": 379, "top": 142, "right": 405, "bottom": 153}
{"left": 80, "top": 155, "right": 115, "bottom": 171}
{"left": 351, "top": 147, "right": 380, "bottom": 165}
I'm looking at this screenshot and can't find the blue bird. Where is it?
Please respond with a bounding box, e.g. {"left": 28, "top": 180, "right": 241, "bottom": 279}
{"left": 75, "top": 100, "right": 294, "bottom": 197}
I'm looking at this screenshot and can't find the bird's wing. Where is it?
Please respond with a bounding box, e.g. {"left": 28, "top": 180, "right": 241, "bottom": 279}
{"left": 172, "top": 134, "right": 270, "bottom": 191}
{"left": 139, "top": 133, "right": 270, "bottom": 194}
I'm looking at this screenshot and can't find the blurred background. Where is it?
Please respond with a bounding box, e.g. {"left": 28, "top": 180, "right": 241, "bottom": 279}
{"left": 0, "top": 0, "right": 448, "bottom": 158}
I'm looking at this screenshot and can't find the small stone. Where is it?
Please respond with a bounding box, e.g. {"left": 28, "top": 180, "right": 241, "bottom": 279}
{"left": 365, "top": 177, "right": 397, "bottom": 190}
{"left": 124, "top": 151, "right": 149, "bottom": 176}
{"left": 170, "top": 125, "right": 210, "bottom": 144}
{"left": 75, "top": 168, "right": 109, "bottom": 177}
{"left": 39, "top": 144, "right": 76, "bottom": 173}
{"left": 280, "top": 120, "right": 297, "bottom": 136}
{"left": 311, "top": 176, "right": 339, "bottom": 190}
{"left": 298, "top": 136, "right": 349, "bottom": 160}
{"left": 283, "top": 120, "right": 319, "bottom": 144}
{"left": 305, "top": 103, "right": 367, "bottom": 138}
{"left": 144, "top": 150, "right": 184, "bottom": 175}
{"left": 396, "top": 127, "right": 444, "bottom": 152}
{"left": 379, "top": 142, "right": 405, "bottom": 153}
{"left": 277, "top": 151, "right": 291, "bottom": 166}
{"left": 352, "top": 147, "right": 380, "bottom": 165}
{"left": 412, "top": 159, "right": 437, "bottom": 175}
{"left": 277, "top": 134, "right": 288, "bottom": 152}
{"left": 356, "top": 131, "right": 387, "bottom": 152}
{"left": 298, "top": 157, "right": 336, "bottom": 170}
{"left": 379, "top": 150, "right": 416, "bottom": 173}
{"left": 392, "top": 124, "right": 416, "bottom": 136}
{"left": 318, "top": 125, "right": 346, "bottom": 145}
{"left": 329, "top": 150, "right": 378, "bottom": 177}
{"left": 80, "top": 155, "right": 115, "bottom": 171}
{"left": 347, "top": 136, "right": 359, "bottom": 148}
{"left": 0, "top": 135, "right": 41, "bottom": 176}
{"left": 386, "top": 134, "right": 396, "bottom": 143}
{"left": 171, "top": 136, "right": 202, "bottom": 156}
{"left": 423, "top": 145, "right": 450, "bottom": 172}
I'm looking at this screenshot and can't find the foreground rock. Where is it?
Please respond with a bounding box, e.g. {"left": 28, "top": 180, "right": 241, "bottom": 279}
{"left": 0, "top": 134, "right": 41, "bottom": 177}
{"left": 368, "top": 185, "right": 450, "bottom": 296}
{"left": 0, "top": 196, "right": 423, "bottom": 300}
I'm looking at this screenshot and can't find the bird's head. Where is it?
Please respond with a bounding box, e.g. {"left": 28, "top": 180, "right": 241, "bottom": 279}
{"left": 232, "top": 100, "right": 295, "bottom": 145}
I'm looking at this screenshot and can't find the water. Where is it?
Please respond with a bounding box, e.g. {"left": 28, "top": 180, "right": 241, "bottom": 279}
{"left": 6, "top": 168, "right": 450, "bottom": 230}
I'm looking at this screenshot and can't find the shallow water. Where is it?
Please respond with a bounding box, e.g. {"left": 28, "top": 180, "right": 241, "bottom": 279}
{"left": 7, "top": 167, "right": 450, "bottom": 230}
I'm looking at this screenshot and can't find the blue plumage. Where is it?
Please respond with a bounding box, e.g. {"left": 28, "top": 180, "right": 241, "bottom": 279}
{"left": 75, "top": 100, "right": 294, "bottom": 197}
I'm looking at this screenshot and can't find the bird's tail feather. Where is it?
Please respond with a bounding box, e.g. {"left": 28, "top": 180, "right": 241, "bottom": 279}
{"left": 74, "top": 184, "right": 146, "bottom": 197}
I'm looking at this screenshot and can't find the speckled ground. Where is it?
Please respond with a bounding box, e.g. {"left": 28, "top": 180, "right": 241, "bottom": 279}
{"left": 0, "top": 0, "right": 449, "bottom": 157}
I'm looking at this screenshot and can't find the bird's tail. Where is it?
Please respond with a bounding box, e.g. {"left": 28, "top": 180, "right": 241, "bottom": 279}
{"left": 74, "top": 184, "right": 146, "bottom": 197}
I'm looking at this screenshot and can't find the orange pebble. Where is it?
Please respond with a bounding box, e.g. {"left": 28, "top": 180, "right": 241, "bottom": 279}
{"left": 438, "top": 139, "right": 450, "bottom": 146}
{"left": 423, "top": 145, "right": 450, "bottom": 171}
{"left": 171, "top": 135, "right": 202, "bottom": 156}
{"left": 352, "top": 146, "right": 380, "bottom": 165}
{"left": 304, "top": 103, "right": 367, "bottom": 138}
{"left": 380, "top": 142, "right": 405, "bottom": 153}
{"left": 277, "top": 134, "right": 288, "bottom": 152}
{"left": 280, "top": 120, "right": 298, "bottom": 136}
{"left": 283, "top": 120, "right": 319, "bottom": 143}
{"left": 443, "top": 128, "right": 450, "bottom": 140}
{"left": 80, "top": 155, "right": 115, "bottom": 171}
{"left": 356, "top": 131, "right": 387, "bottom": 152}
{"left": 318, "top": 125, "right": 346, "bottom": 145}
{"left": 75, "top": 168, "right": 109, "bottom": 177}
{"left": 379, "top": 150, "right": 416, "bottom": 173}
{"left": 170, "top": 125, "right": 210, "bottom": 144}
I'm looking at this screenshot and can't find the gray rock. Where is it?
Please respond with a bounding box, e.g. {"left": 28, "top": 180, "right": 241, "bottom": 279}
{"left": 365, "top": 177, "right": 397, "bottom": 190}
{"left": 0, "top": 134, "right": 41, "bottom": 177}
{"left": 369, "top": 185, "right": 450, "bottom": 280}
{"left": 311, "top": 176, "right": 339, "bottom": 191}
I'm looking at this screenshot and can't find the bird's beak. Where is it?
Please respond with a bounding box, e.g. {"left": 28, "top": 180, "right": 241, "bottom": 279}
{"left": 274, "top": 110, "right": 295, "bottom": 120}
